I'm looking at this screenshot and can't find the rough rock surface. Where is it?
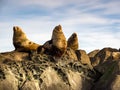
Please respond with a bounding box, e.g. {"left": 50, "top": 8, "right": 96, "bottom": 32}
{"left": 0, "top": 49, "right": 96, "bottom": 90}
{"left": 76, "top": 49, "right": 93, "bottom": 70}
{"left": 90, "top": 47, "right": 119, "bottom": 74}
{"left": 88, "top": 47, "right": 120, "bottom": 90}
{"left": 1, "top": 47, "right": 120, "bottom": 90}
{"left": 88, "top": 49, "right": 100, "bottom": 64}
{"left": 92, "top": 60, "right": 120, "bottom": 90}
{"left": 88, "top": 49, "right": 100, "bottom": 58}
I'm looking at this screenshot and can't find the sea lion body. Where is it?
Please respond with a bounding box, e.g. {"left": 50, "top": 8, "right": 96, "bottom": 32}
{"left": 51, "top": 25, "right": 67, "bottom": 57}
{"left": 67, "top": 33, "right": 78, "bottom": 50}
{"left": 37, "top": 25, "right": 67, "bottom": 57}
{"left": 13, "top": 26, "right": 40, "bottom": 52}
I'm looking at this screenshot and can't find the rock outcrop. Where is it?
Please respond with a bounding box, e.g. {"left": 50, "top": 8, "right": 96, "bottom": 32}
{"left": 88, "top": 47, "right": 120, "bottom": 90}
{"left": 0, "top": 25, "right": 97, "bottom": 90}
{"left": 91, "top": 60, "right": 120, "bottom": 90}
{"left": 88, "top": 49, "right": 100, "bottom": 65}
{"left": 90, "top": 47, "right": 119, "bottom": 74}
{"left": 1, "top": 47, "right": 120, "bottom": 90}
{"left": 76, "top": 49, "right": 93, "bottom": 70}
{"left": 0, "top": 50, "right": 96, "bottom": 90}
{"left": 0, "top": 25, "right": 120, "bottom": 90}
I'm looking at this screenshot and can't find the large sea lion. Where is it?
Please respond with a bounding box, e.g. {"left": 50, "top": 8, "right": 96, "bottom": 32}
{"left": 37, "top": 25, "right": 67, "bottom": 57}
{"left": 51, "top": 25, "right": 67, "bottom": 57}
{"left": 13, "top": 26, "right": 40, "bottom": 52}
{"left": 67, "top": 33, "right": 79, "bottom": 50}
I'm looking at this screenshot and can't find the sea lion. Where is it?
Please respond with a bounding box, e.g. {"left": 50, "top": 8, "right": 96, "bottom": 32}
{"left": 37, "top": 25, "right": 67, "bottom": 57}
{"left": 67, "top": 33, "right": 79, "bottom": 50}
{"left": 13, "top": 26, "right": 40, "bottom": 52}
{"left": 51, "top": 25, "right": 67, "bottom": 57}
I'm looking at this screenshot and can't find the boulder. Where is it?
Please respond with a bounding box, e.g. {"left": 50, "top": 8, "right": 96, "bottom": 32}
{"left": 61, "top": 47, "right": 78, "bottom": 61}
{"left": 92, "top": 60, "right": 120, "bottom": 90}
{"left": 88, "top": 49, "right": 100, "bottom": 58}
{"left": 88, "top": 49, "right": 100, "bottom": 64}
{"left": 90, "top": 48, "right": 120, "bottom": 90}
{"left": 76, "top": 49, "right": 93, "bottom": 70}
{"left": 112, "top": 52, "right": 120, "bottom": 60}
{"left": 91, "top": 47, "right": 119, "bottom": 74}
{"left": 92, "top": 47, "right": 118, "bottom": 66}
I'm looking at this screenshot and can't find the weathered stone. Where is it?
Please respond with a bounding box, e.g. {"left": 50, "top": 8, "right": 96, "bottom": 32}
{"left": 92, "top": 60, "right": 120, "bottom": 90}
{"left": 0, "top": 50, "right": 95, "bottom": 90}
{"left": 88, "top": 49, "right": 100, "bottom": 58}
{"left": 76, "top": 49, "right": 93, "bottom": 69}
{"left": 0, "top": 51, "right": 29, "bottom": 62}
{"left": 88, "top": 49, "right": 100, "bottom": 64}
{"left": 112, "top": 52, "right": 120, "bottom": 60}
{"left": 1, "top": 47, "right": 120, "bottom": 90}
{"left": 91, "top": 48, "right": 119, "bottom": 74}
{"left": 40, "top": 67, "right": 70, "bottom": 90}
{"left": 92, "top": 47, "right": 118, "bottom": 67}
{"left": 61, "top": 48, "right": 78, "bottom": 61}
{"left": 0, "top": 65, "right": 18, "bottom": 90}
{"left": 21, "top": 80, "right": 40, "bottom": 90}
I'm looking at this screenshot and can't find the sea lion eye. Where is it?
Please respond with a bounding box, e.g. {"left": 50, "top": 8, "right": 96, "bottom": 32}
{"left": 29, "top": 42, "right": 32, "bottom": 44}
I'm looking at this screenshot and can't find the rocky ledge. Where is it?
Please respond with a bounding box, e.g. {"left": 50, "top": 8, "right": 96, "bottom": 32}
{"left": 0, "top": 25, "right": 120, "bottom": 90}
{"left": 0, "top": 47, "right": 120, "bottom": 90}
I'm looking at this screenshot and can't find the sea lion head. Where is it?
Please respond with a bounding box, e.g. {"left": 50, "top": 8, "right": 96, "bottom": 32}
{"left": 51, "top": 25, "right": 67, "bottom": 57}
{"left": 51, "top": 25, "right": 64, "bottom": 41}
{"left": 53, "top": 25, "right": 62, "bottom": 33}
{"left": 67, "top": 32, "right": 78, "bottom": 50}
{"left": 71, "top": 33, "right": 77, "bottom": 40}
{"left": 13, "top": 26, "right": 26, "bottom": 37}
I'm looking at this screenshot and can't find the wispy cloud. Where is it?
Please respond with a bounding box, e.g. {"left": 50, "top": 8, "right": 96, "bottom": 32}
{"left": 0, "top": 0, "right": 120, "bottom": 52}
{"left": 78, "top": 31, "right": 120, "bottom": 52}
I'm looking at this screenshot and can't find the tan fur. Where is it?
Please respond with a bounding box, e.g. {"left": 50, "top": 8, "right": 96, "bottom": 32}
{"left": 37, "top": 25, "right": 67, "bottom": 57}
{"left": 50, "top": 25, "right": 67, "bottom": 57}
{"left": 13, "top": 26, "right": 40, "bottom": 52}
{"left": 52, "top": 25, "right": 67, "bottom": 50}
{"left": 67, "top": 33, "right": 79, "bottom": 50}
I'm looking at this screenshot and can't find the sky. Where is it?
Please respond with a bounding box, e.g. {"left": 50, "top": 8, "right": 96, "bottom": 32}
{"left": 0, "top": 0, "right": 120, "bottom": 53}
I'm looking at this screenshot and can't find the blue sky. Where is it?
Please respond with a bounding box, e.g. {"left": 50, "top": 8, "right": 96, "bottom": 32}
{"left": 0, "top": 0, "right": 120, "bottom": 53}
